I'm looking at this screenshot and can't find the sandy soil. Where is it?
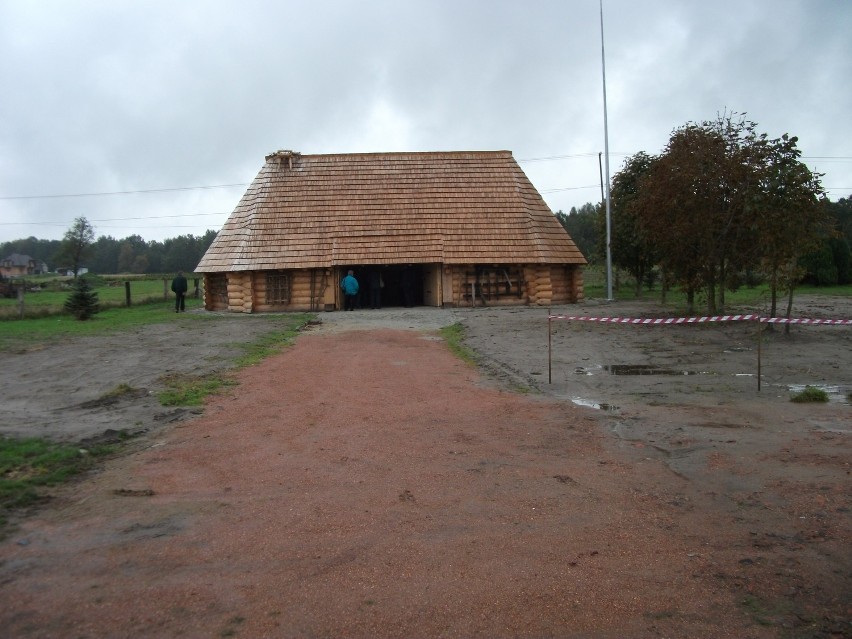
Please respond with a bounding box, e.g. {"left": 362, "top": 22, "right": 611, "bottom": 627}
{"left": 0, "top": 296, "right": 850, "bottom": 638}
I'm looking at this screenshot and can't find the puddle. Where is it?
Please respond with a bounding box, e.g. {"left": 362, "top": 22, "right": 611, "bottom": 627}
{"left": 569, "top": 397, "right": 619, "bottom": 412}
{"left": 786, "top": 383, "right": 851, "bottom": 405}
{"left": 605, "top": 364, "right": 699, "bottom": 376}
{"left": 574, "top": 365, "right": 602, "bottom": 376}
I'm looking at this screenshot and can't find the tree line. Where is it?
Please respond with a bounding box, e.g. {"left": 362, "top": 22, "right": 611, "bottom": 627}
{"left": 0, "top": 224, "right": 217, "bottom": 277}
{"left": 556, "top": 114, "right": 852, "bottom": 315}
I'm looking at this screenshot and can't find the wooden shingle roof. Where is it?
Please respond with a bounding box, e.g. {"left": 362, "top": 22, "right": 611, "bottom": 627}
{"left": 196, "top": 150, "right": 587, "bottom": 272}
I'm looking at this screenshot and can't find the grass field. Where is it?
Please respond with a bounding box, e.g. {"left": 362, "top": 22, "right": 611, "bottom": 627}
{"left": 0, "top": 274, "right": 199, "bottom": 320}
{"left": 581, "top": 266, "right": 852, "bottom": 313}
{"left": 0, "top": 307, "right": 312, "bottom": 537}
{"left": 0, "top": 296, "right": 207, "bottom": 350}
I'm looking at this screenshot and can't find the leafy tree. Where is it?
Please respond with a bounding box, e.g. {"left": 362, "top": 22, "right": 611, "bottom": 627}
{"left": 117, "top": 243, "right": 135, "bottom": 273}
{"left": 556, "top": 204, "right": 599, "bottom": 264}
{"left": 161, "top": 235, "right": 196, "bottom": 273}
{"left": 633, "top": 122, "right": 733, "bottom": 312}
{"left": 812, "top": 197, "right": 852, "bottom": 285}
{"left": 606, "top": 152, "right": 658, "bottom": 296}
{"left": 132, "top": 254, "right": 150, "bottom": 273}
{"left": 800, "top": 245, "right": 838, "bottom": 286}
{"left": 116, "top": 235, "right": 147, "bottom": 273}
{"left": 146, "top": 240, "right": 164, "bottom": 273}
{"left": 0, "top": 237, "right": 62, "bottom": 271}
{"left": 54, "top": 217, "right": 95, "bottom": 278}
{"left": 632, "top": 114, "right": 822, "bottom": 314}
{"left": 3, "top": 228, "right": 217, "bottom": 275}
{"left": 748, "top": 133, "right": 829, "bottom": 316}
{"left": 64, "top": 276, "right": 100, "bottom": 320}
{"left": 829, "top": 237, "right": 852, "bottom": 285}
{"left": 89, "top": 235, "right": 120, "bottom": 274}
{"left": 830, "top": 196, "right": 852, "bottom": 247}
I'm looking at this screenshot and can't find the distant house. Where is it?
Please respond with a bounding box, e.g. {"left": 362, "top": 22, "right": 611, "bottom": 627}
{"left": 0, "top": 254, "right": 48, "bottom": 278}
{"left": 56, "top": 267, "right": 89, "bottom": 277}
{"left": 196, "top": 150, "right": 587, "bottom": 312}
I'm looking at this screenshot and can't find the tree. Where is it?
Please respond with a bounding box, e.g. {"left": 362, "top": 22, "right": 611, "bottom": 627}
{"left": 829, "top": 237, "right": 852, "bottom": 285}
{"left": 829, "top": 196, "right": 852, "bottom": 248}
{"left": 0, "top": 236, "right": 62, "bottom": 271}
{"left": 606, "top": 152, "right": 658, "bottom": 296}
{"left": 633, "top": 123, "right": 726, "bottom": 312}
{"left": 116, "top": 235, "right": 147, "bottom": 273}
{"left": 89, "top": 235, "right": 121, "bottom": 274}
{"left": 64, "top": 276, "right": 100, "bottom": 320}
{"left": 55, "top": 217, "right": 95, "bottom": 278}
{"left": 556, "top": 204, "right": 599, "bottom": 264}
{"left": 635, "top": 115, "right": 769, "bottom": 313}
{"left": 748, "top": 133, "right": 829, "bottom": 317}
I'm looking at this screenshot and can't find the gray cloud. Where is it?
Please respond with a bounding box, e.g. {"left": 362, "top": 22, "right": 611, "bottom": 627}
{"left": 1, "top": 0, "right": 850, "bottom": 243}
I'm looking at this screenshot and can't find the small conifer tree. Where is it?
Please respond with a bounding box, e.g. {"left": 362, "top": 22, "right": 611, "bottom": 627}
{"left": 64, "top": 277, "right": 100, "bottom": 320}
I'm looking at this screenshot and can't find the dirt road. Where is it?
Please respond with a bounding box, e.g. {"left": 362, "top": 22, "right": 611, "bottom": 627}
{"left": 1, "top": 297, "right": 850, "bottom": 637}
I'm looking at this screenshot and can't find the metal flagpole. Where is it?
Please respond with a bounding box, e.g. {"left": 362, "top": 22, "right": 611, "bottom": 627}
{"left": 600, "top": 0, "right": 614, "bottom": 301}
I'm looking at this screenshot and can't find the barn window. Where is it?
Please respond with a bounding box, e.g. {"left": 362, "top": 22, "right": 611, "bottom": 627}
{"left": 462, "top": 267, "right": 524, "bottom": 304}
{"left": 265, "top": 271, "right": 291, "bottom": 304}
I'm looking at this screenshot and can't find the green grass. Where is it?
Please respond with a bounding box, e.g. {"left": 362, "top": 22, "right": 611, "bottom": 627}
{"left": 158, "top": 373, "right": 238, "bottom": 407}
{"left": 156, "top": 313, "right": 313, "bottom": 406}
{"left": 0, "top": 298, "right": 313, "bottom": 537}
{"left": 581, "top": 265, "right": 852, "bottom": 313}
{"left": 232, "top": 315, "right": 313, "bottom": 367}
{"left": 439, "top": 322, "right": 478, "bottom": 365}
{"left": 102, "top": 383, "right": 137, "bottom": 399}
{"left": 0, "top": 298, "right": 204, "bottom": 351}
{"left": 790, "top": 385, "right": 830, "bottom": 403}
{"left": 0, "top": 436, "right": 116, "bottom": 531}
{"left": 0, "top": 275, "right": 197, "bottom": 320}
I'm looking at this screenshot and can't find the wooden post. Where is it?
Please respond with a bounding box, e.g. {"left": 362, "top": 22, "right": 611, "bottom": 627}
{"left": 548, "top": 308, "right": 552, "bottom": 384}
{"left": 163, "top": 278, "right": 169, "bottom": 300}
{"left": 17, "top": 284, "right": 24, "bottom": 320}
{"left": 125, "top": 281, "right": 131, "bottom": 307}
{"left": 757, "top": 316, "right": 762, "bottom": 392}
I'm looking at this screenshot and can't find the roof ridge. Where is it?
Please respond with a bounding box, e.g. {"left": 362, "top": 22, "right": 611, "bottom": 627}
{"left": 266, "top": 150, "right": 514, "bottom": 161}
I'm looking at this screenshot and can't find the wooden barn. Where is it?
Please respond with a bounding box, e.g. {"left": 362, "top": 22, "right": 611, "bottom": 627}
{"left": 195, "top": 150, "right": 587, "bottom": 312}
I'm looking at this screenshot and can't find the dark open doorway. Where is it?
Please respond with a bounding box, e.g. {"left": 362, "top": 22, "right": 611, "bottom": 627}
{"left": 346, "top": 265, "right": 423, "bottom": 308}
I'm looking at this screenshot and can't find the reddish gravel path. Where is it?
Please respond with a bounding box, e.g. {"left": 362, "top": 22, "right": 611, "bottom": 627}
{"left": 3, "top": 329, "right": 777, "bottom": 638}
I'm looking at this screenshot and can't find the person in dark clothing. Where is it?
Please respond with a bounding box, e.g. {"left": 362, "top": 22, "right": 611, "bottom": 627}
{"left": 171, "top": 271, "right": 188, "bottom": 313}
{"left": 401, "top": 267, "right": 416, "bottom": 308}
{"left": 368, "top": 269, "right": 383, "bottom": 309}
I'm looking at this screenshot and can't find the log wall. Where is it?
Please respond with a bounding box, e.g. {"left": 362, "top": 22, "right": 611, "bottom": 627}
{"left": 203, "top": 273, "right": 229, "bottom": 311}
{"left": 251, "top": 269, "right": 332, "bottom": 312}
{"left": 443, "top": 264, "right": 583, "bottom": 307}
{"left": 226, "top": 272, "right": 253, "bottom": 313}
{"left": 208, "top": 264, "right": 583, "bottom": 312}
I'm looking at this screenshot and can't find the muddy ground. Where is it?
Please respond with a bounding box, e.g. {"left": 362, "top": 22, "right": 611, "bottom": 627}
{"left": 0, "top": 296, "right": 850, "bottom": 638}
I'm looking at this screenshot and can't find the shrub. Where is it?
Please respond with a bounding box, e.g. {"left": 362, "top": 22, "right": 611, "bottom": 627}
{"left": 790, "top": 385, "right": 829, "bottom": 403}
{"left": 64, "top": 278, "right": 100, "bottom": 320}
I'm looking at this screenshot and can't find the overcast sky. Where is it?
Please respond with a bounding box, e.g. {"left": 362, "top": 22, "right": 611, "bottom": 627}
{"left": 1, "top": 0, "right": 850, "bottom": 245}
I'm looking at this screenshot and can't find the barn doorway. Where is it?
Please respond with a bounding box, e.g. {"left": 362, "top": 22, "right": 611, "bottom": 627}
{"left": 345, "top": 265, "right": 423, "bottom": 308}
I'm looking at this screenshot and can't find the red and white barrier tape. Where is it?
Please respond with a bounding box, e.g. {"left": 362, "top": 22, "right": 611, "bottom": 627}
{"left": 761, "top": 317, "right": 852, "bottom": 325}
{"left": 548, "top": 314, "right": 852, "bottom": 325}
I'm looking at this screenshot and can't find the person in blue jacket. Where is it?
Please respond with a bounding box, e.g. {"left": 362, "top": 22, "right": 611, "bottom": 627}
{"left": 341, "top": 269, "right": 359, "bottom": 311}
